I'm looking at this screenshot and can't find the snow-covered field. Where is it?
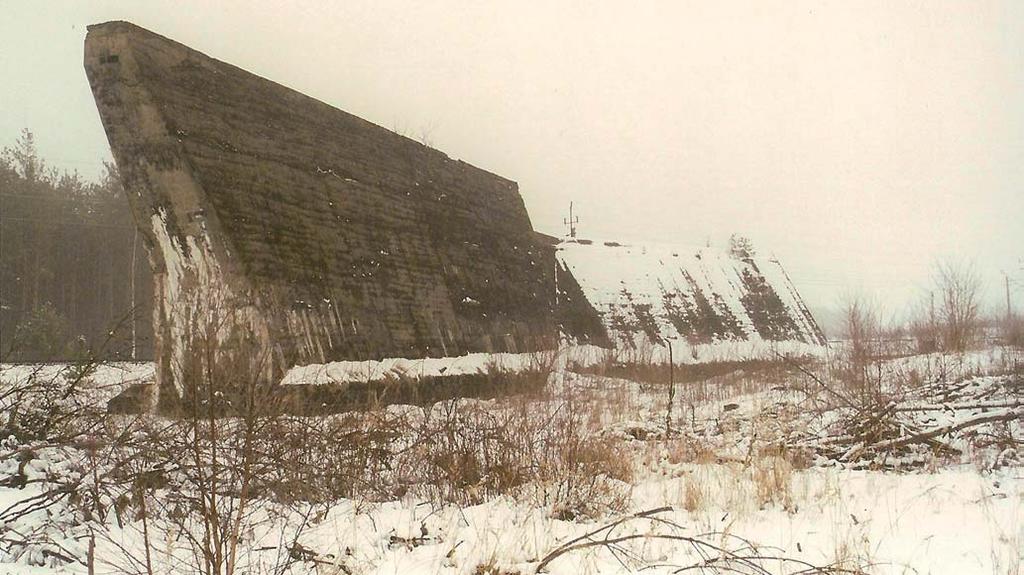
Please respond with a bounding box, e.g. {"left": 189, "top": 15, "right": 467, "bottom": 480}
{"left": 1, "top": 347, "right": 1021, "bottom": 574}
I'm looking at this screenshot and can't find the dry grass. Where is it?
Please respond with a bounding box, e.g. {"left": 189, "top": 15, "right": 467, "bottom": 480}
{"left": 402, "top": 394, "right": 634, "bottom": 519}
{"left": 751, "top": 455, "right": 795, "bottom": 510}
{"left": 681, "top": 475, "right": 705, "bottom": 513}
{"left": 472, "top": 561, "right": 521, "bottom": 575}
{"left": 193, "top": 366, "right": 637, "bottom": 521}
{"left": 830, "top": 527, "right": 874, "bottom": 574}
{"left": 663, "top": 436, "right": 718, "bottom": 466}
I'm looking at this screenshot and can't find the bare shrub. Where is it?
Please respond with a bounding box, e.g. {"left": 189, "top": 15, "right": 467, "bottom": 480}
{"left": 1, "top": 363, "right": 90, "bottom": 441}
{"left": 528, "top": 431, "right": 633, "bottom": 520}
{"left": 842, "top": 295, "right": 879, "bottom": 365}
{"left": 401, "top": 392, "right": 632, "bottom": 520}
{"left": 1003, "top": 313, "right": 1023, "bottom": 348}
{"left": 1, "top": 310, "right": 136, "bottom": 441}
{"left": 833, "top": 294, "right": 885, "bottom": 404}
{"left": 908, "top": 313, "right": 939, "bottom": 354}
{"left": 88, "top": 301, "right": 341, "bottom": 575}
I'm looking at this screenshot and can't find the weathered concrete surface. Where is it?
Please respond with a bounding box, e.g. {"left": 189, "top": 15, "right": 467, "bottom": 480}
{"left": 85, "top": 21, "right": 605, "bottom": 412}
{"left": 556, "top": 240, "right": 826, "bottom": 349}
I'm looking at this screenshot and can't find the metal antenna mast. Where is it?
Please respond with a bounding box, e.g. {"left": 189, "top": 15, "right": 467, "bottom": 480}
{"left": 563, "top": 201, "right": 579, "bottom": 238}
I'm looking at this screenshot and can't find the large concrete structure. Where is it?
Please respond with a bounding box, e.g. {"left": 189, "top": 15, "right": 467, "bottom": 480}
{"left": 85, "top": 22, "right": 823, "bottom": 413}
{"left": 84, "top": 21, "right": 603, "bottom": 412}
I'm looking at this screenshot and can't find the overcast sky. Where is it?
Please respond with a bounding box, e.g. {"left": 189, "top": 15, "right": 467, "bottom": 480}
{"left": 2, "top": 0, "right": 1021, "bottom": 316}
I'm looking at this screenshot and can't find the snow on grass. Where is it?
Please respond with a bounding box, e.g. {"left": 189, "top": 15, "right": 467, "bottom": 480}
{"left": 3, "top": 454, "right": 1020, "bottom": 574}
{"left": 0, "top": 349, "right": 1021, "bottom": 574}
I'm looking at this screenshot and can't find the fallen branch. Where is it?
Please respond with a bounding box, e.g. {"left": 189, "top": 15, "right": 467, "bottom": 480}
{"left": 536, "top": 506, "right": 671, "bottom": 572}
{"left": 873, "top": 410, "right": 1022, "bottom": 453}
{"left": 894, "top": 400, "right": 1023, "bottom": 413}
{"left": 535, "top": 506, "right": 867, "bottom": 574}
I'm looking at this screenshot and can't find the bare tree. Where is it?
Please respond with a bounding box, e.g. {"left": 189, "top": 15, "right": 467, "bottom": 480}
{"left": 933, "top": 260, "right": 983, "bottom": 353}
{"left": 837, "top": 294, "right": 883, "bottom": 403}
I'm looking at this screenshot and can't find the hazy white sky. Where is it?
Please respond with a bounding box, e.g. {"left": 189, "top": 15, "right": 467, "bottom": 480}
{"left": 2, "top": 0, "right": 1021, "bottom": 314}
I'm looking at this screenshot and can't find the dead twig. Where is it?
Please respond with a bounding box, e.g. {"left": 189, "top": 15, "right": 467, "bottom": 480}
{"left": 535, "top": 506, "right": 868, "bottom": 574}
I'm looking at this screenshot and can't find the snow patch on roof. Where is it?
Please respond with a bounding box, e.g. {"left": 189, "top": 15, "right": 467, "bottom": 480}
{"left": 556, "top": 239, "right": 825, "bottom": 351}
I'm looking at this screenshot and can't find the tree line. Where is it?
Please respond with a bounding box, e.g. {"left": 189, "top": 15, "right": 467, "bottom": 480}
{"left": 0, "top": 129, "right": 153, "bottom": 361}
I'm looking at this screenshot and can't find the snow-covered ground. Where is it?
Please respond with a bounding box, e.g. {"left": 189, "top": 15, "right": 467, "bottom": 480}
{"left": 0, "top": 362, "right": 153, "bottom": 402}
{"left": 281, "top": 465, "right": 1020, "bottom": 575}
{"left": 1, "top": 348, "right": 1021, "bottom": 574}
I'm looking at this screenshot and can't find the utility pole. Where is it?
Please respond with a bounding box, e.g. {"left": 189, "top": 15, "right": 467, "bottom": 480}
{"left": 563, "top": 201, "right": 579, "bottom": 239}
{"left": 930, "top": 290, "right": 935, "bottom": 327}
{"left": 1006, "top": 272, "right": 1013, "bottom": 322}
